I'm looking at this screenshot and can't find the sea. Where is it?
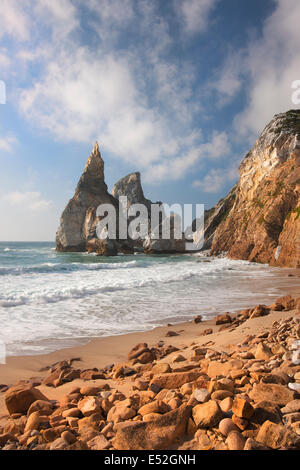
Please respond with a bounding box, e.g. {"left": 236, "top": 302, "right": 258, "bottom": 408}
{"left": 0, "top": 241, "right": 298, "bottom": 356}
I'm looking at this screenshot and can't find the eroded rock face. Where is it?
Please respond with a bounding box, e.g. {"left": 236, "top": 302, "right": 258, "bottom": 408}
{"left": 112, "top": 172, "right": 153, "bottom": 212}
{"left": 56, "top": 142, "right": 118, "bottom": 252}
{"left": 210, "top": 110, "right": 300, "bottom": 267}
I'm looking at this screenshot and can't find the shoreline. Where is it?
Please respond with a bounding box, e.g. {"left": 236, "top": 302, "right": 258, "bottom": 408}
{"left": 3, "top": 263, "right": 300, "bottom": 360}
{"left": 1, "top": 284, "right": 299, "bottom": 404}
{"left": 0, "top": 290, "right": 299, "bottom": 450}
{"left": 1, "top": 274, "right": 300, "bottom": 386}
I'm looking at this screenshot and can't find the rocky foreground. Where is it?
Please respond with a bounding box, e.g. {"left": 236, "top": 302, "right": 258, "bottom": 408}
{"left": 1, "top": 295, "right": 300, "bottom": 451}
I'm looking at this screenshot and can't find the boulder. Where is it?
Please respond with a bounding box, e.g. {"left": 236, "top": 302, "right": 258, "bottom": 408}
{"left": 251, "top": 401, "right": 282, "bottom": 424}
{"left": 87, "top": 435, "right": 110, "bottom": 450}
{"left": 207, "top": 359, "right": 244, "bottom": 378}
{"left": 281, "top": 399, "right": 300, "bottom": 414}
{"left": 138, "top": 400, "right": 170, "bottom": 417}
{"left": 27, "top": 400, "right": 53, "bottom": 416}
{"left": 113, "top": 404, "right": 191, "bottom": 450}
{"left": 128, "top": 343, "right": 150, "bottom": 361}
{"left": 244, "top": 438, "right": 270, "bottom": 450}
{"left": 151, "top": 363, "right": 171, "bottom": 375}
{"left": 107, "top": 405, "right": 136, "bottom": 423}
{"left": 232, "top": 397, "right": 254, "bottom": 419}
{"left": 80, "top": 370, "right": 106, "bottom": 380}
{"left": 254, "top": 343, "right": 273, "bottom": 361}
{"left": 225, "top": 431, "right": 245, "bottom": 450}
{"left": 256, "top": 420, "right": 300, "bottom": 449}
{"left": 150, "top": 371, "right": 202, "bottom": 390}
{"left": 250, "top": 305, "right": 270, "bottom": 319}
{"left": 249, "top": 383, "right": 296, "bottom": 406}
{"left": 215, "top": 314, "right": 232, "bottom": 325}
{"left": 192, "top": 400, "right": 223, "bottom": 428}
{"left": 5, "top": 385, "right": 50, "bottom": 415}
{"left": 77, "top": 396, "right": 102, "bottom": 417}
{"left": 193, "top": 389, "right": 210, "bottom": 403}
{"left": 24, "top": 411, "right": 40, "bottom": 432}
{"left": 219, "top": 418, "right": 239, "bottom": 437}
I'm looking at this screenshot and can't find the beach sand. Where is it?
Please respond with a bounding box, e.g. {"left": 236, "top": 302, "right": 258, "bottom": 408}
{"left": 1, "top": 284, "right": 299, "bottom": 417}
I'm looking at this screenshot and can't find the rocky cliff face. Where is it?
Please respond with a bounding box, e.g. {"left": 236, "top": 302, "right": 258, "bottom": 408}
{"left": 56, "top": 142, "right": 118, "bottom": 252}
{"left": 112, "top": 172, "right": 153, "bottom": 212}
{"left": 210, "top": 110, "right": 300, "bottom": 268}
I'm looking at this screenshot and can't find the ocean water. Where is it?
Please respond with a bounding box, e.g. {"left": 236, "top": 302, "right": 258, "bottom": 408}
{"left": 0, "top": 241, "right": 298, "bottom": 356}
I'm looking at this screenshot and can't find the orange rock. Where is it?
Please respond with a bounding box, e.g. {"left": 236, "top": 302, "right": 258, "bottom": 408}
{"left": 5, "top": 385, "right": 50, "bottom": 415}
{"left": 254, "top": 343, "right": 273, "bottom": 361}
{"left": 215, "top": 314, "right": 232, "bottom": 325}
{"left": 27, "top": 400, "right": 53, "bottom": 416}
{"left": 192, "top": 400, "right": 223, "bottom": 428}
{"left": 225, "top": 430, "right": 245, "bottom": 450}
{"left": 128, "top": 343, "right": 149, "bottom": 360}
{"left": 113, "top": 404, "right": 191, "bottom": 450}
{"left": 87, "top": 435, "right": 110, "bottom": 450}
{"left": 207, "top": 359, "right": 244, "bottom": 378}
{"left": 150, "top": 371, "right": 202, "bottom": 390}
{"left": 249, "top": 383, "right": 296, "bottom": 406}
{"left": 275, "top": 295, "right": 295, "bottom": 311}
{"left": 232, "top": 397, "right": 254, "bottom": 419}
{"left": 24, "top": 411, "right": 40, "bottom": 432}
{"left": 138, "top": 400, "right": 170, "bottom": 417}
{"left": 77, "top": 396, "right": 102, "bottom": 417}
{"left": 107, "top": 405, "right": 136, "bottom": 423}
{"left": 256, "top": 420, "right": 300, "bottom": 449}
{"left": 219, "top": 418, "right": 239, "bottom": 437}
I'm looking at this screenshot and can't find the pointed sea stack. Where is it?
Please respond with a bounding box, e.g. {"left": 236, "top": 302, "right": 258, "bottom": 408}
{"left": 56, "top": 142, "right": 118, "bottom": 252}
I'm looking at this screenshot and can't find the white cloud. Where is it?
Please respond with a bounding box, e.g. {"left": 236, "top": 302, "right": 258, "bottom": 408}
{"left": 210, "top": 52, "right": 243, "bottom": 106}
{"left": 210, "top": 0, "right": 300, "bottom": 140}
{"left": 34, "top": 0, "right": 79, "bottom": 40}
{"left": 2, "top": 191, "right": 53, "bottom": 212}
{"left": 0, "top": 136, "right": 17, "bottom": 153}
{"left": 0, "top": 191, "right": 57, "bottom": 241}
{"left": 85, "top": 0, "right": 134, "bottom": 25}
{"left": 193, "top": 163, "right": 238, "bottom": 193}
{"left": 0, "top": 49, "right": 11, "bottom": 69}
{"left": 176, "top": 0, "right": 219, "bottom": 34}
{"left": 2, "top": 0, "right": 226, "bottom": 185}
{"left": 144, "top": 131, "right": 230, "bottom": 183}
{"left": 236, "top": 0, "right": 300, "bottom": 138}
{"left": 17, "top": 6, "right": 217, "bottom": 177}
{"left": 0, "top": 0, "right": 30, "bottom": 41}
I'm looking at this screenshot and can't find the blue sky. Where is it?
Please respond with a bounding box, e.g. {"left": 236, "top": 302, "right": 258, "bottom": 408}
{"left": 0, "top": 0, "right": 299, "bottom": 241}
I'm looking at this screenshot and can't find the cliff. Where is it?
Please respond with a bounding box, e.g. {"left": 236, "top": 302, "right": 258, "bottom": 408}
{"left": 210, "top": 110, "right": 300, "bottom": 268}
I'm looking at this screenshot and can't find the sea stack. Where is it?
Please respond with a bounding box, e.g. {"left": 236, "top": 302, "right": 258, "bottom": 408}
{"left": 56, "top": 142, "right": 118, "bottom": 252}
{"left": 112, "top": 172, "right": 153, "bottom": 212}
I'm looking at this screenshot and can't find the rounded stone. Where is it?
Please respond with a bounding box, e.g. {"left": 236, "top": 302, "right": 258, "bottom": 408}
{"left": 225, "top": 431, "right": 246, "bottom": 450}
{"left": 219, "top": 418, "right": 239, "bottom": 437}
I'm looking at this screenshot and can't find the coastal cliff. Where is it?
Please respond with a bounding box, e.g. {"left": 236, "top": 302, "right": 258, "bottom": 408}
{"left": 210, "top": 110, "right": 300, "bottom": 268}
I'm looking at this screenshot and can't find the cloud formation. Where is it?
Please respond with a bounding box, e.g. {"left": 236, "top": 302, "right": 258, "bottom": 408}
{"left": 6, "top": 0, "right": 224, "bottom": 183}
{"left": 0, "top": 136, "right": 17, "bottom": 153}
{"left": 176, "top": 0, "right": 219, "bottom": 34}
{"left": 0, "top": 191, "right": 56, "bottom": 241}
{"left": 193, "top": 163, "right": 238, "bottom": 194}
{"left": 213, "top": 0, "right": 300, "bottom": 140}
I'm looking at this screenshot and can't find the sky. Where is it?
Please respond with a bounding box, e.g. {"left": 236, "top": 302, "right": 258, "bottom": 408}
{"left": 0, "top": 0, "right": 299, "bottom": 241}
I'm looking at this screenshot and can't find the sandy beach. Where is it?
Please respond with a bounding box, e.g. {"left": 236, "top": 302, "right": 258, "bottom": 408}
{"left": 1, "top": 284, "right": 299, "bottom": 418}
